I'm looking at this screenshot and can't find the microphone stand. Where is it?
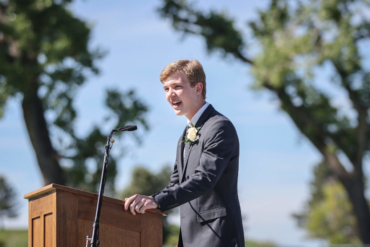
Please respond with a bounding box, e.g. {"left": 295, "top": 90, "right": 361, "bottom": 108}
{"left": 85, "top": 125, "right": 137, "bottom": 247}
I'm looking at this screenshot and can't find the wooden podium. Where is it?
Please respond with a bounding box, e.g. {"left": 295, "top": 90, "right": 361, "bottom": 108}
{"left": 24, "top": 184, "right": 165, "bottom": 247}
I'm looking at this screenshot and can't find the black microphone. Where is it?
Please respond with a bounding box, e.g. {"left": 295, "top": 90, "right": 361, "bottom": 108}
{"left": 125, "top": 125, "right": 137, "bottom": 131}
{"left": 117, "top": 125, "right": 137, "bottom": 131}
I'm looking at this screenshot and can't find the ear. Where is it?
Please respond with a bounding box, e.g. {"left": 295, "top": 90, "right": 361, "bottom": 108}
{"left": 195, "top": 82, "right": 203, "bottom": 96}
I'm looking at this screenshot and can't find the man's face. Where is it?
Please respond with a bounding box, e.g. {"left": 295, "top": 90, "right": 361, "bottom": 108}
{"left": 163, "top": 72, "right": 199, "bottom": 118}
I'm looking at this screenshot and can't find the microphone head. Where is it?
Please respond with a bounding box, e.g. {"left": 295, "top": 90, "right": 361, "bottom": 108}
{"left": 123, "top": 125, "right": 137, "bottom": 131}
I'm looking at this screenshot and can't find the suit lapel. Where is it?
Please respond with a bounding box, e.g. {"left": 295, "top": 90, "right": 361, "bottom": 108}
{"left": 178, "top": 126, "right": 187, "bottom": 178}
{"left": 180, "top": 104, "right": 214, "bottom": 182}
{"left": 181, "top": 139, "right": 193, "bottom": 182}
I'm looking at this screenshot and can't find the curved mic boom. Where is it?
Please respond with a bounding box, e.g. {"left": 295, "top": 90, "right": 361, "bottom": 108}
{"left": 86, "top": 124, "right": 137, "bottom": 247}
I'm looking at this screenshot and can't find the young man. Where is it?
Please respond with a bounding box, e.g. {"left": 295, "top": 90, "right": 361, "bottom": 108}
{"left": 124, "top": 59, "right": 244, "bottom": 247}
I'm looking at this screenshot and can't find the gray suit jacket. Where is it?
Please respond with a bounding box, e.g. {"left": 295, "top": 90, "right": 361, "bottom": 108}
{"left": 153, "top": 105, "right": 244, "bottom": 247}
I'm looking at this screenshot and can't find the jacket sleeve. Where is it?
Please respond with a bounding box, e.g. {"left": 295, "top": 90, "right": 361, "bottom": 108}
{"left": 153, "top": 119, "right": 237, "bottom": 212}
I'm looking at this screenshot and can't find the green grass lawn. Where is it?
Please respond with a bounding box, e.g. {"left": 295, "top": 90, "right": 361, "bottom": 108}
{"left": 0, "top": 229, "right": 277, "bottom": 247}
{"left": 0, "top": 229, "right": 28, "bottom": 247}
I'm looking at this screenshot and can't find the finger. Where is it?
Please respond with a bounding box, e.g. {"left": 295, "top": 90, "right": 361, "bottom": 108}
{"left": 124, "top": 195, "right": 137, "bottom": 210}
{"left": 135, "top": 199, "right": 145, "bottom": 214}
{"left": 140, "top": 199, "right": 156, "bottom": 214}
{"left": 125, "top": 196, "right": 135, "bottom": 210}
{"left": 140, "top": 201, "right": 152, "bottom": 214}
{"left": 130, "top": 197, "right": 142, "bottom": 215}
{"left": 124, "top": 196, "right": 131, "bottom": 210}
{"left": 139, "top": 203, "right": 147, "bottom": 214}
{"left": 129, "top": 200, "right": 137, "bottom": 215}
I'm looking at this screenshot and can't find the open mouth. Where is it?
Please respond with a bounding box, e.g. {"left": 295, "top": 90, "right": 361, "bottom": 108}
{"left": 172, "top": 101, "right": 182, "bottom": 109}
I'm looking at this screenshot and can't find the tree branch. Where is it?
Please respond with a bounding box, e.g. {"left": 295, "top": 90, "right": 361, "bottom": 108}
{"left": 22, "top": 74, "right": 66, "bottom": 185}
{"left": 235, "top": 51, "right": 254, "bottom": 65}
{"left": 264, "top": 83, "right": 351, "bottom": 180}
{"left": 224, "top": 39, "right": 355, "bottom": 176}
{"left": 332, "top": 62, "right": 368, "bottom": 173}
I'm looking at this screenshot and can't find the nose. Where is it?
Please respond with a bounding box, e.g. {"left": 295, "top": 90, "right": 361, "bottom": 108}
{"left": 168, "top": 87, "right": 176, "bottom": 96}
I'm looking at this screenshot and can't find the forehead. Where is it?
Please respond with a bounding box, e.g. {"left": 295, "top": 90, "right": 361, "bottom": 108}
{"left": 163, "top": 72, "right": 189, "bottom": 88}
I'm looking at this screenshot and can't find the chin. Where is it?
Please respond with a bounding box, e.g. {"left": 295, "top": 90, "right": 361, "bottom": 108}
{"left": 173, "top": 108, "right": 185, "bottom": 115}
{"left": 174, "top": 110, "right": 183, "bottom": 116}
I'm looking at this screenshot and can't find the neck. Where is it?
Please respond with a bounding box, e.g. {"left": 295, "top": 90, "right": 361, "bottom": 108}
{"left": 185, "top": 101, "right": 206, "bottom": 122}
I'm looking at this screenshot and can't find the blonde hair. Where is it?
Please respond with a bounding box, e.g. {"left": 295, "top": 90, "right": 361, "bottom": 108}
{"left": 160, "top": 59, "right": 206, "bottom": 99}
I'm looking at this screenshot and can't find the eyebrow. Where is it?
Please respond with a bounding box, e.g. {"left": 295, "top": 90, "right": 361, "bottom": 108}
{"left": 163, "top": 82, "right": 182, "bottom": 90}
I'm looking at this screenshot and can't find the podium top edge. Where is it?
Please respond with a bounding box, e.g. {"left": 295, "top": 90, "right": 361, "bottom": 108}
{"left": 24, "top": 183, "right": 167, "bottom": 216}
{"left": 24, "top": 183, "right": 57, "bottom": 199}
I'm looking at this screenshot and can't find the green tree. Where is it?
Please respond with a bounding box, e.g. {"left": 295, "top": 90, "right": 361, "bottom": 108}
{"left": 293, "top": 162, "right": 361, "bottom": 244}
{"left": 121, "top": 165, "right": 180, "bottom": 245}
{"left": 157, "top": 0, "right": 370, "bottom": 243}
{"left": 0, "top": 175, "right": 18, "bottom": 229}
{"left": 0, "top": 0, "right": 149, "bottom": 193}
{"left": 307, "top": 182, "right": 360, "bottom": 244}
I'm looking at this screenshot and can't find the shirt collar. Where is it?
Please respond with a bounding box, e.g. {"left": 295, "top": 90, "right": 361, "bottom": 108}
{"left": 187, "top": 102, "right": 210, "bottom": 127}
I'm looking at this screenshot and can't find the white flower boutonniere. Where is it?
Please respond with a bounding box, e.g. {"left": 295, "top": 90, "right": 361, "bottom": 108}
{"left": 183, "top": 123, "right": 201, "bottom": 148}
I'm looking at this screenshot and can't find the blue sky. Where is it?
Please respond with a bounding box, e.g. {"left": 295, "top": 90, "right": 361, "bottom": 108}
{"left": 1, "top": 0, "right": 369, "bottom": 246}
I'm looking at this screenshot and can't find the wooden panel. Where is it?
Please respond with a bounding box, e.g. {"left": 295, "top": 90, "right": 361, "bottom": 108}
{"left": 28, "top": 192, "right": 56, "bottom": 247}
{"left": 29, "top": 200, "right": 32, "bottom": 247}
{"left": 32, "top": 217, "right": 42, "bottom": 247}
{"left": 78, "top": 218, "right": 140, "bottom": 247}
{"left": 52, "top": 193, "right": 57, "bottom": 247}
{"left": 76, "top": 217, "right": 92, "bottom": 247}
{"left": 141, "top": 213, "right": 163, "bottom": 247}
{"left": 77, "top": 195, "right": 142, "bottom": 232}
{"left": 30, "top": 193, "right": 54, "bottom": 219}
{"left": 56, "top": 190, "right": 79, "bottom": 247}
{"left": 44, "top": 213, "right": 53, "bottom": 247}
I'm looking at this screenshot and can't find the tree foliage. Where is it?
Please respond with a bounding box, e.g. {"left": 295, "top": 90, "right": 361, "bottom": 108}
{"left": 120, "top": 165, "right": 179, "bottom": 245}
{"left": 121, "top": 165, "right": 173, "bottom": 198}
{"left": 244, "top": 239, "right": 276, "bottom": 247}
{"left": 293, "top": 162, "right": 362, "bottom": 244}
{"left": 158, "top": 0, "right": 370, "bottom": 243}
{"left": 0, "top": 0, "right": 149, "bottom": 194}
{"left": 0, "top": 175, "right": 18, "bottom": 228}
{"left": 306, "top": 182, "right": 360, "bottom": 244}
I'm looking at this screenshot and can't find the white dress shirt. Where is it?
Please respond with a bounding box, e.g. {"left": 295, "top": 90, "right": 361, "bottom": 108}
{"left": 186, "top": 102, "right": 210, "bottom": 127}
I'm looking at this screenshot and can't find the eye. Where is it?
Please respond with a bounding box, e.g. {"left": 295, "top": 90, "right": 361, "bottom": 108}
{"left": 175, "top": 86, "right": 182, "bottom": 89}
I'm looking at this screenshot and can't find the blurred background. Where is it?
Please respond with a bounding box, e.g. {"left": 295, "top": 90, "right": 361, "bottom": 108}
{"left": 1, "top": 0, "right": 370, "bottom": 246}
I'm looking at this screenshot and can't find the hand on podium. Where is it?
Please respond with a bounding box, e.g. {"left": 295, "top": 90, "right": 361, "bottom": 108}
{"left": 124, "top": 194, "right": 159, "bottom": 215}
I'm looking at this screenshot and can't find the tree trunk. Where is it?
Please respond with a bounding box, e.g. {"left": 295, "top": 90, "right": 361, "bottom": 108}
{"left": 342, "top": 177, "right": 370, "bottom": 244}
{"left": 22, "top": 78, "right": 66, "bottom": 186}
